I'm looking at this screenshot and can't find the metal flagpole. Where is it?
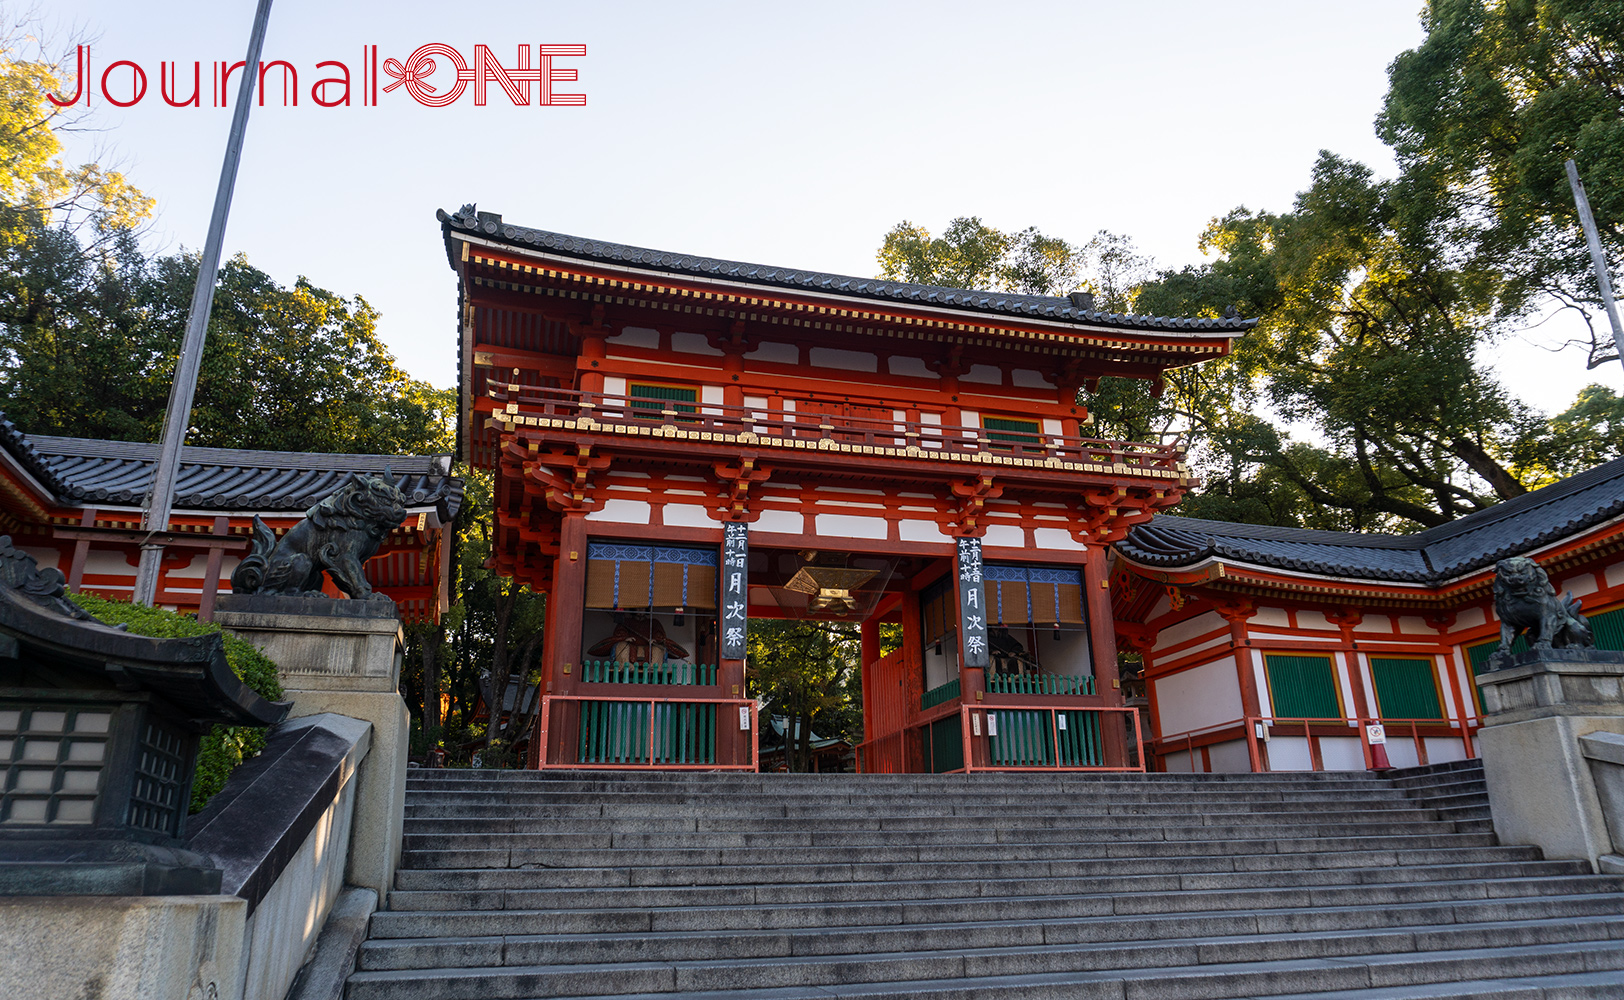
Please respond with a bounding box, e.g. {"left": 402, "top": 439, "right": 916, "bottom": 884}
{"left": 133, "top": 0, "right": 275, "bottom": 606}
{"left": 1565, "top": 158, "right": 1624, "bottom": 374}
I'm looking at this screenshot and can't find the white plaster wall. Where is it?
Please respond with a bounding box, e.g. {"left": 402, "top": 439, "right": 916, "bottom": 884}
{"left": 809, "top": 348, "right": 877, "bottom": 372}
{"left": 1162, "top": 749, "right": 1195, "bottom": 772}
{"left": 1013, "top": 369, "right": 1049, "bottom": 388}
{"left": 1153, "top": 611, "right": 1226, "bottom": 654}
{"left": 607, "top": 326, "right": 658, "bottom": 347}
{"left": 1153, "top": 656, "right": 1243, "bottom": 737}
{"left": 888, "top": 356, "right": 933, "bottom": 378}
{"left": 1033, "top": 528, "right": 1085, "bottom": 551}
{"left": 1607, "top": 559, "right": 1624, "bottom": 589}
{"left": 1251, "top": 607, "right": 1290, "bottom": 629}
{"left": 815, "top": 513, "right": 889, "bottom": 540}
{"left": 1425, "top": 735, "right": 1470, "bottom": 764}
{"left": 1354, "top": 615, "right": 1389, "bottom": 633}
{"left": 700, "top": 385, "right": 725, "bottom": 414}
{"left": 663, "top": 504, "right": 715, "bottom": 528}
{"left": 983, "top": 524, "right": 1024, "bottom": 547}
{"left": 900, "top": 519, "right": 950, "bottom": 543}
{"left": 1457, "top": 606, "right": 1487, "bottom": 629}
{"left": 752, "top": 509, "right": 804, "bottom": 535}
{"left": 1170, "top": 634, "right": 1230, "bottom": 662}
{"left": 603, "top": 376, "right": 628, "bottom": 397}
{"left": 1319, "top": 736, "right": 1365, "bottom": 771}
{"left": 672, "top": 332, "right": 722, "bottom": 355}
{"left": 962, "top": 364, "right": 1002, "bottom": 384}
{"left": 1385, "top": 737, "right": 1422, "bottom": 769}
{"left": 1207, "top": 738, "right": 1253, "bottom": 773}
{"left": 1295, "top": 610, "right": 1332, "bottom": 631}
{"left": 587, "top": 500, "right": 654, "bottom": 524}
{"left": 1397, "top": 616, "right": 1431, "bottom": 634}
{"left": 1266, "top": 736, "right": 1313, "bottom": 771}
{"left": 746, "top": 341, "right": 798, "bottom": 364}
{"left": 1561, "top": 573, "right": 1599, "bottom": 598}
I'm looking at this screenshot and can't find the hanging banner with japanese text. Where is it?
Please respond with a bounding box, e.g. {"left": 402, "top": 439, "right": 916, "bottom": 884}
{"left": 721, "top": 522, "right": 748, "bottom": 659}
{"left": 956, "top": 536, "right": 989, "bottom": 669}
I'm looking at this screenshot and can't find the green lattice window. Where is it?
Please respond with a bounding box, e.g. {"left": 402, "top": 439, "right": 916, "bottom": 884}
{"left": 630, "top": 383, "right": 697, "bottom": 419}
{"left": 1369, "top": 657, "right": 1444, "bottom": 720}
{"left": 1264, "top": 654, "right": 1341, "bottom": 719}
{"left": 984, "top": 416, "right": 1042, "bottom": 451}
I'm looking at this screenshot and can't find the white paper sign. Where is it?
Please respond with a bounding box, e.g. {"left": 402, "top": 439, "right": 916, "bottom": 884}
{"left": 1366, "top": 724, "right": 1387, "bottom": 745}
{"left": 1057, "top": 714, "right": 1067, "bottom": 731}
{"left": 738, "top": 706, "right": 752, "bottom": 731}
{"left": 987, "top": 713, "right": 998, "bottom": 737}
{"left": 971, "top": 713, "right": 981, "bottom": 736}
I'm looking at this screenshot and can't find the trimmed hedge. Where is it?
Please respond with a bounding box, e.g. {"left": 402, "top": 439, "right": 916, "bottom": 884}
{"left": 68, "top": 592, "right": 285, "bottom": 812}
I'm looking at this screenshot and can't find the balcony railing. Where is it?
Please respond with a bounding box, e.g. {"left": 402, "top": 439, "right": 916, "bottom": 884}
{"left": 484, "top": 383, "right": 1184, "bottom": 473}
{"left": 580, "top": 660, "right": 717, "bottom": 686}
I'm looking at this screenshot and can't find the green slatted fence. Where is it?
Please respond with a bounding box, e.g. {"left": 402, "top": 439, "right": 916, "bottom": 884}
{"left": 986, "top": 709, "right": 1105, "bottom": 767}
{"left": 1591, "top": 607, "right": 1624, "bottom": 650}
{"left": 629, "top": 383, "right": 698, "bottom": 419}
{"left": 582, "top": 661, "right": 717, "bottom": 685}
{"left": 921, "top": 678, "right": 960, "bottom": 710}
{"left": 1264, "top": 654, "right": 1340, "bottom": 719}
{"left": 985, "top": 673, "right": 1095, "bottom": 696}
{"left": 577, "top": 700, "right": 717, "bottom": 765}
{"left": 1369, "top": 657, "right": 1444, "bottom": 720}
{"left": 927, "top": 715, "right": 963, "bottom": 773}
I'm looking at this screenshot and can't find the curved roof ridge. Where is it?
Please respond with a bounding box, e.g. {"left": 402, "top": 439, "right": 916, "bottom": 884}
{"left": 1118, "top": 456, "right": 1624, "bottom": 585}
{"left": 437, "top": 206, "right": 1258, "bottom": 336}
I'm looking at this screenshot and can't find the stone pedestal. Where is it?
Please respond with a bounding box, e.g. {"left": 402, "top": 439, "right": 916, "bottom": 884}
{"left": 1476, "top": 649, "right": 1624, "bottom": 870}
{"left": 214, "top": 595, "right": 407, "bottom": 903}
{"left": 0, "top": 893, "right": 247, "bottom": 1000}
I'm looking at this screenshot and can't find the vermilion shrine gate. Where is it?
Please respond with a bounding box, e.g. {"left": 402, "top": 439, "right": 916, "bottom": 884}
{"left": 441, "top": 205, "right": 1252, "bottom": 771}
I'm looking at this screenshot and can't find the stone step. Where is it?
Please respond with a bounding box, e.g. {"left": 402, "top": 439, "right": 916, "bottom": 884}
{"left": 396, "top": 823, "right": 1501, "bottom": 856}
{"left": 406, "top": 769, "right": 1405, "bottom": 787}
{"left": 393, "top": 843, "right": 1538, "bottom": 878}
{"left": 382, "top": 871, "right": 1623, "bottom": 920}
{"left": 355, "top": 909, "right": 1624, "bottom": 974}
{"left": 343, "top": 936, "right": 1624, "bottom": 999}
{"left": 390, "top": 857, "right": 1584, "bottom": 895}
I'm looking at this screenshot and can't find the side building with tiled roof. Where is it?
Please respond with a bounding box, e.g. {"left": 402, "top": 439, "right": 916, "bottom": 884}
{"left": 1111, "top": 457, "right": 1624, "bottom": 772}
{"left": 0, "top": 415, "right": 462, "bottom": 623}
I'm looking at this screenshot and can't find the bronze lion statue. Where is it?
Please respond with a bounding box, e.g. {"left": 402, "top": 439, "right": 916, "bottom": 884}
{"left": 1490, "top": 556, "right": 1593, "bottom": 668}
{"left": 230, "top": 472, "right": 408, "bottom": 601}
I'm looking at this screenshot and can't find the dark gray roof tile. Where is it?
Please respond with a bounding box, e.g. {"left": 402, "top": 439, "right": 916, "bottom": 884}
{"left": 1117, "top": 456, "right": 1624, "bottom": 585}
{"left": 439, "top": 206, "right": 1257, "bottom": 338}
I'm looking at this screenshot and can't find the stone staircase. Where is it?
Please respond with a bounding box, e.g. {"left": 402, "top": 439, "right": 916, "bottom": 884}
{"left": 345, "top": 761, "right": 1624, "bottom": 1000}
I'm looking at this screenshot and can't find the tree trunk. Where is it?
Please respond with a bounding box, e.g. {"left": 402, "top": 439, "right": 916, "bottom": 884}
{"left": 423, "top": 627, "right": 441, "bottom": 732}
{"left": 484, "top": 584, "right": 519, "bottom": 752}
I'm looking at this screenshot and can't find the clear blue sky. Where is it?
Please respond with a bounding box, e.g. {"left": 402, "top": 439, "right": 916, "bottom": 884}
{"left": 45, "top": 1, "right": 1608, "bottom": 410}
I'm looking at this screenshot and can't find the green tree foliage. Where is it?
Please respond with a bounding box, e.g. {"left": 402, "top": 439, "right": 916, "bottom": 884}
{"left": 0, "top": 30, "right": 152, "bottom": 243}
{"left": 1135, "top": 153, "right": 1535, "bottom": 530}
{"left": 67, "top": 591, "right": 284, "bottom": 812}
{"left": 746, "top": 620, "right": 861, "bottom": 772}
{"left": 1380, "top": 0, "right": 1624, "bottom": 367}
{"left": 878, "top": 217, "right": 1105, "bottom": 296}
{"left": 0, "top": 230, "right": 454, "bottom": 454}
{"left": 400, "top": 471, "right": 546, "bottom": 767}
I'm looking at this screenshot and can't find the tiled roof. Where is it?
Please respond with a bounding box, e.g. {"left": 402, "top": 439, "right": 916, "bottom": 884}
{"left": 1116, "top": 456, "right": 1624, "bottom": 584}
{"left": 16, "top": 432, "right": 462, "bottom": 519}
{"left": 0, "top": 413, "right": 65, "bottom": 494}
{"left": 439, "top": 206, "right": 1257, "bottom": 337}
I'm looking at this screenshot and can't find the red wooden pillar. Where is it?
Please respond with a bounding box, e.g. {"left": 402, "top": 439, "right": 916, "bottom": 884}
{"left": 548, "top": 512, "right": 588, "bottom": 764}
{"left": 66, "top": 507, "right": 97, "bottom": 592}
{"left": 900, "top": 587, "right": 926, "bottom": 773}
{"left": 1082, "top": 544, "right": 1127, "bottom": 766}
{"left": 1218, "top": 601, "right": 1264, "bottom": 770}
{"left": 197, "top": 516, "right": 231, "bottom": 622}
